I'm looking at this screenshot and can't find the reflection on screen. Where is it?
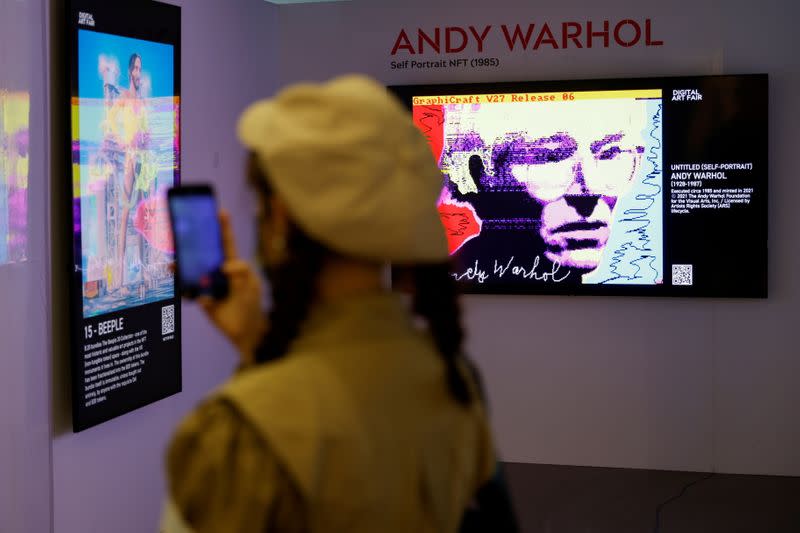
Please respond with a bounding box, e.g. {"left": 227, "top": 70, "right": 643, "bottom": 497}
{"left": 413, "top": 89, "right": 663, "bottom": 286}
{"left": 0, "top": 91, "right": 29, "bottom": 265}
{"left": 171, "top": 196, "right": 224, "bottom": 286}
{"left": 74, "top": 30, "right": 178, "bottom": 317}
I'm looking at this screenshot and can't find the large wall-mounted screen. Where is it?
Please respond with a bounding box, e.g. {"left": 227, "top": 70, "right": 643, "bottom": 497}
{"left": 391, "top": 75, "right": 767, "bottom": 297}
{"left": 68, "top": 0, "right": 181, "bottom": 431}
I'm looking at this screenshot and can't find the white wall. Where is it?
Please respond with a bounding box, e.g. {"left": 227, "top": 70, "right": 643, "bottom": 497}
{"left": 48, "top": 1, "right": 279, "bottom": 532}
{"left": 274, "top": 0, "right": 800, "bottom": 476}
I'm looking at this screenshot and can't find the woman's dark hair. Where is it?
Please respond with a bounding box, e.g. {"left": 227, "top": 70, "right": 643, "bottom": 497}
{"left": 247, "top": 153, "right": 481, "bottom": 407}
{"left": 247, "top": 154, "right": 327, "bottom": 364}
{"left": 406, "top": 263, "right": 481, "bottom": 406}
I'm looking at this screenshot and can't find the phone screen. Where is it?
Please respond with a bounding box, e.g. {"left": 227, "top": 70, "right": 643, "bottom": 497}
{"left": 168, "top": 189, "right": 228, "bottom": 298}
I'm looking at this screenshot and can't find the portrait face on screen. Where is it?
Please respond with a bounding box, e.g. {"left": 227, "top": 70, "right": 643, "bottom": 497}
{"left": 128, "top": 54, "right": 143, "bottom": 95}
{"left": 423, "top": 92, "right": 663, "bottom": 286}
{"left": 488, "top": 103, "right": 645, "bottom": 270}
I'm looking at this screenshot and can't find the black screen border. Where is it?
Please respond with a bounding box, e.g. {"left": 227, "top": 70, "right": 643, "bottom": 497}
{"left": 66, "top": 0, "right": 182, "bottom": 432}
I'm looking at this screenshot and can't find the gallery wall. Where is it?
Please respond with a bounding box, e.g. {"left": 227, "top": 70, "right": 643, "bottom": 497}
{"left": 0, "top": 0, "right": 52, "bottom": 531}
{"left": 274, "top": 0, "right": 800, "bottom": 477}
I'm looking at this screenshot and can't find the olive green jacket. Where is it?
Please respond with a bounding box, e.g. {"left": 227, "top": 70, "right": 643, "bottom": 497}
{"left": 164, "top": 291, "right": 494, "bottom": 533}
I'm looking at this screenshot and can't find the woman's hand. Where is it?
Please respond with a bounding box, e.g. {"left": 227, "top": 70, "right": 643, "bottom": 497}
{"left": 197, "top": 210, "right": 266, "bottom": 367}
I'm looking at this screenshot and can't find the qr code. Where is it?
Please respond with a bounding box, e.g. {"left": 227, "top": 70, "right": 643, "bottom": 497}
{"left": 672, "top": 264, "right": 693, "bottom": 286}
{"left": 162, "top": 305, "right": 175, "bottom": 335}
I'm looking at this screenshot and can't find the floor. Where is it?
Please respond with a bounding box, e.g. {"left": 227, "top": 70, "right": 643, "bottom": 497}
{"left": 504, "top": 462, "right": 800, "bottom": 533}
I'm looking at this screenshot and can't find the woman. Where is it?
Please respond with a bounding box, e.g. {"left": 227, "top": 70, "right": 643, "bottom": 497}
{"left": 162, "top": 75, "right": 505, "bottom": 533}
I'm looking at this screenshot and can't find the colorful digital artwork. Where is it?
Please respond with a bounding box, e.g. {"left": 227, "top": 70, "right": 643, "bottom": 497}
{"left": 413, "top": 89, "right": 663, "bottom": 287}
{"left": 74, "top": 29, "right": 178, "bottom": 317}
{"left": 0, "top": 91, "right": 29, "bottom": 265}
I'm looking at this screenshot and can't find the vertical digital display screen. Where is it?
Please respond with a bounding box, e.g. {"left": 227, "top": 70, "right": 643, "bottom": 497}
{"left": 391, "top": 76, "right": 767, "bottom": 297}
{"left": 68, "top": 0, "right": 181, "bottom": 431}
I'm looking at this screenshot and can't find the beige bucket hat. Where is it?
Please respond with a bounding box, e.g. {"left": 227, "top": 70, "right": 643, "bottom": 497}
{"left": 237, "top": 75, "right": 448, "bottom": 264}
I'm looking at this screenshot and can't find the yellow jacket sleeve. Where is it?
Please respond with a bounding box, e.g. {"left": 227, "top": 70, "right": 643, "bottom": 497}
{"left": 165, "top": 399, "right": 306, "bottom": 533}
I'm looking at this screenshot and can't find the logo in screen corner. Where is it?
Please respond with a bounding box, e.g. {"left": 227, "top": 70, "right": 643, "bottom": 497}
{"left": 672, "top": 89, "right": 703, "bottom": 101}
{"left": 78, "top": 12, "right": 95, "bottom": 27}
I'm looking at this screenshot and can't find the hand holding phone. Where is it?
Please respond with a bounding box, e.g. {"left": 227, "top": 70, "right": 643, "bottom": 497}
{"left": 168, "top": 186, "right": 266, "bottom": 361}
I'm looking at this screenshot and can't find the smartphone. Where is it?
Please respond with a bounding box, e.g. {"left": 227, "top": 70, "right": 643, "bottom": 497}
{"left": 167, "top": 185, "right": 229, "bottom": 299}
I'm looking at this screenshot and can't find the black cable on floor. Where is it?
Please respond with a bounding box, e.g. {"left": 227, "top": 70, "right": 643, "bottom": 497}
{"left": 653, "top": 472, "right": 716, "bottom": 533}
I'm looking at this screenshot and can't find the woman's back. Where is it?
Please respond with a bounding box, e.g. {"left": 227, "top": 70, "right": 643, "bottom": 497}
{"left": 167, "top": 291, "right": 494, "bottom": 533}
